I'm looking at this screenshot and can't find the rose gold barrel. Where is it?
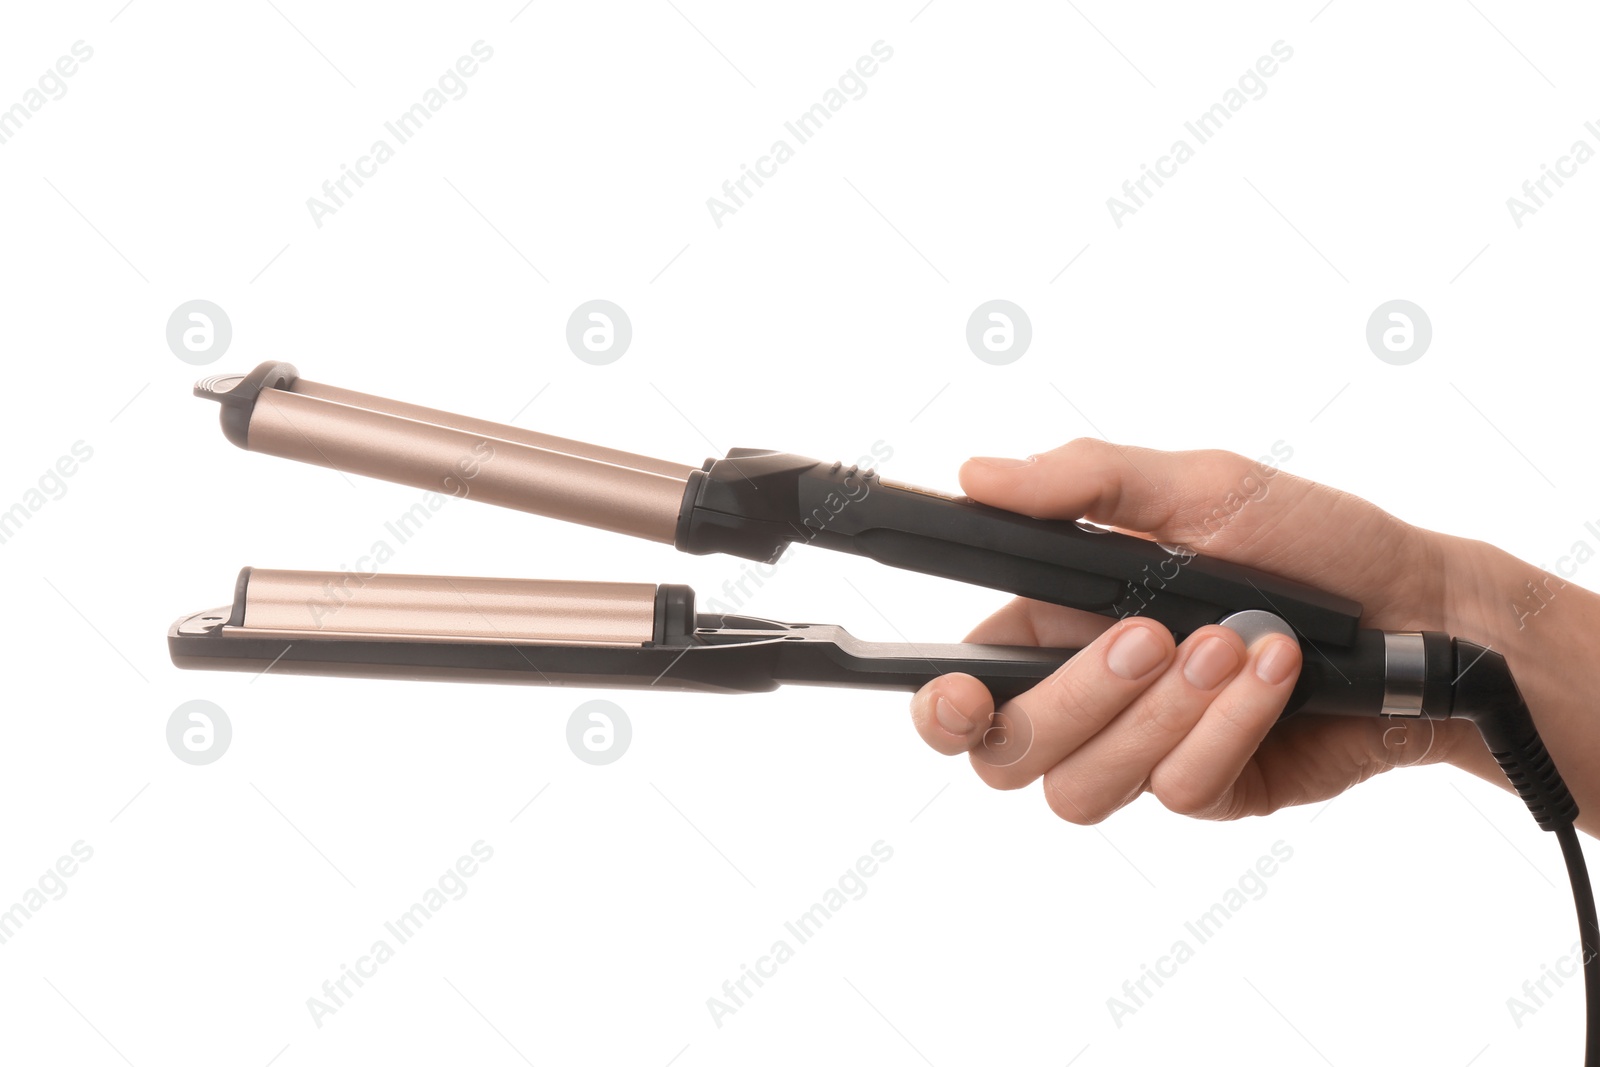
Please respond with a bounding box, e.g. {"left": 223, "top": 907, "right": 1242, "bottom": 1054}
{"left": 240, "top": 569, "right": 659, "bottom": 644}
{"left": 246, "top": 386, "right": 690, "bottom": 542}
{"left": 291, "top": 378, "right": 692, "bottom": 480}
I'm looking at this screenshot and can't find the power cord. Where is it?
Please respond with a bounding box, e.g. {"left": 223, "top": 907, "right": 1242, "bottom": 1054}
{"left": 1555, "top": 822, "right": 1600, "bottom": 1066}
{"left": 1451, "top": 647, "right": 1595, "bottom": 1065}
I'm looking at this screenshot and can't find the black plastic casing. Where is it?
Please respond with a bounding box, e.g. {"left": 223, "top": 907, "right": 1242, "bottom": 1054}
{"left": 675, "top": 450, "right": 1364, "bottom": 646}
{"left": 1273, "top": 629, "right": 1454, "bottom": 719}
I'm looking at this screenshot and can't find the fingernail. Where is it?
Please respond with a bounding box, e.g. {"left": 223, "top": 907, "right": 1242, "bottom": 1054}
{"left": 935, "top": 695, "right": 972, "bottom": 735}
{"left": 970, "top": 456, "right": 1033, "bottom": 469}
{"left": 1183, "top": 635, "right": 1240, "bottom": 690}
{"left": 1107, "top": 624, "right": 1169, "bottom": 680}
{"left": 1255, "top": 639, "right": 1299, "bottom": 685}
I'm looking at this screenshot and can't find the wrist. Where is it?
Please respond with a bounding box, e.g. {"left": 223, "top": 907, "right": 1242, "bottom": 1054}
{"left": 1435, "top": 534, "right": 1512, "bottom": 645}
{"left": 1433, "top": 534, "right": 1599, "bottom": 782}
{"left": 1440, "top": 535, "right": 1582, "bottom": 657}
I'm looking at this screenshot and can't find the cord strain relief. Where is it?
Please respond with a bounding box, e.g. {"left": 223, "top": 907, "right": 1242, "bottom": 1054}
{"left": 1487, "top": 727, "right": 1580, "bottom": 831}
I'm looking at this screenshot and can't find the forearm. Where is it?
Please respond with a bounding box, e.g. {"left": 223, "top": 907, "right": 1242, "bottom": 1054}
{"left": 1440, "top": 535, "right": 1600, "bottom": 837}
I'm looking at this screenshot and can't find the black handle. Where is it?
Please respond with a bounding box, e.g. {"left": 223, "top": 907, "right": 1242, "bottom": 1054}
{"left": 676, "top": 450, "right": 1364, "bottom": 646}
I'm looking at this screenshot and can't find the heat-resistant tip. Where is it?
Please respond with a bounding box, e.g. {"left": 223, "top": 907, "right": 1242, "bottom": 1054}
{"left": 193, "top": 361, "right": 299, "bottom": 448}
{"left": 193, "top": 373, "right": 247, "bottom": 401}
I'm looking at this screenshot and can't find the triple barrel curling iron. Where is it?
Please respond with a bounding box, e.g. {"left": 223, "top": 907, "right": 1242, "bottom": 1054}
{"left": 170, "top": 361, "right": 1598, "bottom": 1062}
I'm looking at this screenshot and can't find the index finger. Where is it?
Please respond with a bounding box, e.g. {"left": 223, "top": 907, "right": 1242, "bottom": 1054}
{"left": 958, "top": 439, "right": 1314, "bottom": 553}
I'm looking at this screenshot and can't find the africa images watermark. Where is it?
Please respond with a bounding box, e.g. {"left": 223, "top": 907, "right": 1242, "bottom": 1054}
{"left": 1507, "top": 518, "right": 1600, "bottom": 631}
{"left": 1107, "top": 840, "right": 1295, "bottom": 1028}
{"left": 698, "top": 440, "right": 893, "bottom": 617}
{"left": 0, "top": 440, "right": 94, "bottom": 548}
{"left": 706, "top": 40, "right": 895, "bottom": 229}
{"left": 1506, "top": 939, "right": 1598, "bottom": 1029}
{"left": 1106, "top": 40, "right": 1294, "bottom": 228}
{"left": 0, "top": 841, "right": 94, "bottom": 948}
{"left": 1110, "top": 440, "right": 1292, "bottom": 620}
{"left": 0, "top": 41, "right": 94, "bottom": 148}
{"left": 305, "top": 440, "right": 495, "bottom": 628}
{"left": 306, "top": 41, "right": 495, "bottom": 228}
{"left": 1505, "top": 119, "right": 1600, "bottom": 229}
{"left": 706, "top": 840, "right": 894, "bottom": 1028}
{"left": 306, "top": 840, "right": 495, "bottom": 1028}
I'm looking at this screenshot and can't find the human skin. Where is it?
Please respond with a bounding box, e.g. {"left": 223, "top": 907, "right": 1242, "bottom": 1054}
{"left": 907, "top": 439, "right": 1600, "bottom": 839}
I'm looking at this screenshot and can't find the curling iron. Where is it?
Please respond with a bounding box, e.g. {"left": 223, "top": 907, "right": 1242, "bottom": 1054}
{"left": 170, "top": 361, "right": 1599, "bottom": 1062}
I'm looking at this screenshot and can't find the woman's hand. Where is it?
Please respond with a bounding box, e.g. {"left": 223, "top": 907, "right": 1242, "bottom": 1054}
{"left": 908, "top": 438, "right": 1491, "bottom": 824}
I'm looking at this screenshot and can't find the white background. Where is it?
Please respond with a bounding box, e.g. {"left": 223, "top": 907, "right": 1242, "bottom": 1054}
{"left": 1, "top": 1, "right": 1598, "bottom": 1064}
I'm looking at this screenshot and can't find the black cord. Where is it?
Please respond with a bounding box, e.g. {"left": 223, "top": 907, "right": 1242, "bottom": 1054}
{"left": 1556, "top": 822, "right": 1600, "bottom": 1067}
{"left": 1479, "top": 717, "right": 1594, "bottom": 1062}
{"left": 1454, "top": 677, "right": 1590, "bottom": 1063}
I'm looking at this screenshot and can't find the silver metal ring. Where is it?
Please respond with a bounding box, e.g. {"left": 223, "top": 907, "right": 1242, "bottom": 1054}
{"left": 1382, "top": 632, "right": 1427, "bottom": 717}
